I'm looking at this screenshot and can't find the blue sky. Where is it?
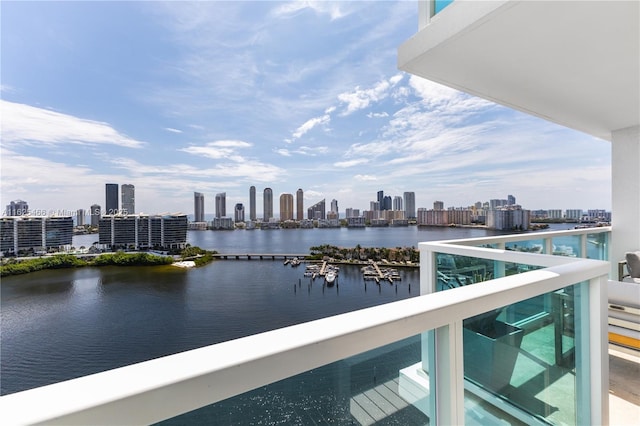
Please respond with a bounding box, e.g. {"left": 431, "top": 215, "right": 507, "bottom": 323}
{"left": 1, "top": 1, "right": 611, "bottom": 217}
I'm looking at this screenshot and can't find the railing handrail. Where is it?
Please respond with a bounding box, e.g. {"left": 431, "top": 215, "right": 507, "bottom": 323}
{"left": 0, "top": 239, "right": 609, "bottom": 425}
{"left": 432, "top": 226, "right": 611, "bottom": 247}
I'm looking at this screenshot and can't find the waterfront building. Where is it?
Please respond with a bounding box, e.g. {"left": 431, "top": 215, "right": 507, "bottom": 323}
{"left": 194, "top": 192, "right": 205, "bottom": 223}
{"left": 263, "top": 188, "right": 273, "bottom": 221}
{"left": 215, "top": 192, "right": 226, "bottom": 218}
{"left": 296, "top": 188, "right": 304, "bottom": 221}
{"left": 299, "top": 219, "right": 314, "bottom": 229}
{"left": 345, "top": 208, "right": 360, "bottom": 218}
{"left": 370, "top": 201, "right": 380, "bottom": 212}
{"left": 383, "top": 195, "right": 392, "bottom": 211}
{"left": 211, "top": 217, "right": 234, "bottom": 230}
{"left": 105, "top": 183, "right": 119, "bottom": 215}
{"left": 486, "top": 206, "right": 531, "bottom": 230}
{"left": 188, "top": 222, "right": 208, "bottom": 231}
{"left": 507, "top": 194, "right": 516, "bottom": 205}
{"left": 98, "top": 213, "right": 187, "bottom": 249}
{"left": 347, "top": 216, "right": 366, "bottom": 227}
{"left": 392, "top": 196, "right": 403, "bottom": 212}
{"left": 0, "top": 216, "right": 73, "bottom": 255}
{"left": 489, "top": 199, "right": 506, "bottom": 210}
{"left": 121, "top": 184, "right": 135, "bottom": 214}
{"left": 307, "top": 199, "right": 325, "bottom": 220}
{"left": 90, "top": 204, "right": 101, "bottom": 227}
{"left": 330, "top": 199, "right": 338, "bottom": 219}
{"left": 76, "top": 209, "right": 85, "bottom": 226}
{"left": 234, "top": 203, "right": 245, "bottom": 223}
{"left": 433, "top": 200, "right": 444, "bottom": 211}
{"left": 249, "top": 186, "right": 256, "bottom": 221}
{"left": 5, "top": 200, "right": 29, "bottom": 216}
{"left": 417, "top": 208, "right": 448, "bottom": 226}
{"left": 566, "top": 209, "right": 583, "bottom": 221}
{"left": 588, "top": 209, "right": 610, "bottom": 222}
{"left": 404, "top": 192, "right": 416, "bottom": 219}
{"left": 279, "top": 193, "right": 293, "bottom": 221}
{"left": 447, "top": 209, "right": 472, "bottom": 225}
{"left": 548, "top": 209, "right": 563, "bottom": 219}
{"left": 377, "top": 190, "right": 384, "bottom": 209}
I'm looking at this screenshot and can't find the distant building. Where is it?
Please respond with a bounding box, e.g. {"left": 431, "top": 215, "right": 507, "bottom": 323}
{"left": 330, "top": 199, "right": 339, "bottom": 219}
{"left": 393, "top": 196, "right": 403, "bottom": 211}
{"left": 296, "top": 188, "right": 304, "bottom": 221}
{"left": 105, "top": 184, "right": 119, "bottom": 215}
{"left": 377, "top": 191, "right": 384, "bottom": 209}
{"left": 345, "top": 208, "right": 360, "bottom": 218}
{"left": 249, "top": 186, "right": 256, "bottom": 221}
{"left": 383, "top": 196, "right": 392, "bottom": 211}
{"left": 280, "top": 194, "right": 293, "bottom": 221}
{"left": 347, "top": 217, "right": 366, "bottom": 227}
{"left": 0, "top": 216, "right": 73, "bottom": 255}
{"left": 215, "top": 192, "right": 226, "bottom": 218}
{"left": 76, "top": 209, "right": 85, "bottom": 226}
{"left": 486, "top": 206, "right": 531, "bottom": 230}
{"left": 263, "top": 188, "right": 273, "bottom": 221}
{"left": 548, "top": 209, "right": 563, "bottom": 219}
{"left": 307, "top": 199, "right": 325, "bottom": 220}
{"left": 194, "top": 192, "right": 205, "bottom": 222}
{"left": 565, "top": 209, "right": 583, "bottom": 220}
{"left": 507, "top": 194, "right": 516, "bottom": 205}
{"left": 404, "top": 192, "right": 416, "bottom": 219}
{"left": 234, "top": 203, "right": 245, "bottom": 223}
{"left": 5, "top": 200, "right": 29, "bottom": 216}
{"left": 433, "top": 201, "right": 444, "bottom": 211}
{"left": 98, "top": 213, "right": 187, "bottom": 249}
{"left": 370, "top": 201, "right": 380, "bottom": 212}
{"left": 211, "top": 217, "right": 234, "bottom": 230}
{"left": 121, "top": 184, "right": 135, "bottom": 214}
{"left": 90, "top": 204, "right": 101, "bottom": 227}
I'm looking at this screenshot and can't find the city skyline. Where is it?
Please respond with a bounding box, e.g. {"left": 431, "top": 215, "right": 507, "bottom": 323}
{"left": 1, "top": 2, "right": 611, "bottom": 215}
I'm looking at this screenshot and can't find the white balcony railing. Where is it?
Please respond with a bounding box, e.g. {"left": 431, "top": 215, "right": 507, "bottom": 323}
{"left": 0, "top": 228, "right": 611, "bottom": 425}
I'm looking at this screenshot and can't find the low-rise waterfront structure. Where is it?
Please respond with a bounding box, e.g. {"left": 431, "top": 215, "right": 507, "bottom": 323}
{"left": 98, "top": 213, "right": 187, "bottom": 250}
{"left": 0, "top": 216, "right": 73, "bottom": 255}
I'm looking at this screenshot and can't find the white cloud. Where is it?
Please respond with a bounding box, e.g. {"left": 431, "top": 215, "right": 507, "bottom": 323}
{"left": 164, "top": 127, "right": 183, "bottom": 133}
{"left": 367, "top": 112, "right": 389, "bottom": 118}
{"left": 335, "top": 158, "right": 369, "bottom": 168}
{"left": 292, "top": 113, "right": 331, "bottom": 140}
{"left": 271, "top": 1, "right": 351, "bottom": 21}
{"left": 354, "top": 174, "right": 377, "bottom": 181}
{"left": 1, "top": 100, "right": 145, "bottom": 148}
{"left": 337, "top": 74, "right": 403, "bottom": 116}
{"left": 179, "top": 140, "right": 253, "bottom": 159}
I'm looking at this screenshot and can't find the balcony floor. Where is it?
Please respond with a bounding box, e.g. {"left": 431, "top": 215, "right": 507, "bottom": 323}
{"left": 609, "top": 346, "right": 640, "bottom": 425}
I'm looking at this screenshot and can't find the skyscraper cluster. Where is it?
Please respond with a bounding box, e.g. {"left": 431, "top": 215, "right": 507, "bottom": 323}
{"left": 105, "top": 183, "right": 135, "bottom": 215}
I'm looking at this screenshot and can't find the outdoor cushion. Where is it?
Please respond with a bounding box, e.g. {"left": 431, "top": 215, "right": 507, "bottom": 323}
{"left": 625, "top": 251, "right": 640, "bottom": 278}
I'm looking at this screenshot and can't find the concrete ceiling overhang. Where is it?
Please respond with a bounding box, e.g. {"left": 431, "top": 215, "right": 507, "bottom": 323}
{"left": 398, "top": 0, "right": 640, "bottom": 142}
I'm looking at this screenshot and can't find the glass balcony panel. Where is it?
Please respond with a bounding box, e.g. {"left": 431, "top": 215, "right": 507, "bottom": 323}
{"left": 464, "top": 283, "right": 585, "bottom": 425}
{"left": 434, "top": 0, "right": 454, "bottom": 15}
{"left": 587, "top": 232, "right": 609, "bottom": 260}
{"left": 158, "top": 335, "right": 432, "bottom": 425}
{"left": 552, "top": 235, "right": 582, "bottom": 257}
{"left": 505, "top": 239, "right": 545, "bottom": 254}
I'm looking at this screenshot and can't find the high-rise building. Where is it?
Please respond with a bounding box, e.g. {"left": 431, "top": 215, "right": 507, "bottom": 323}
{"left": 76, "top": 209, "right": 85, "bottom": 226}
{"left": 434, "top": 201, "right": 444, "bottom": 211}
{"left": 90, "top": 204, "right": 101, "bottom": 227}
{"left": 249, "top": 186, "right": 256, "bottom": 221}
{"left": 194, "top": 192, "right": 205, "bottom": 222}
{"left": 377, "top": 191, "right": 384, "bottom": 209}
{"left": 121, "top": 184, "right": 135, "bottom": 214}
{"left": 383, "top": 196, "right": 392, "bottom": 211}
{"left": 263, "top": 188, "right": 273, "bottom": 221}
{"left": 296, "top": 188, "right": 304, "bottom": 221}
{"left": 404, "top": 192, "right": 416, "bottom": 219}
{"left": 5, "top": 200, "right": 29, "bottom": 216}
{"left": 280, "top": 194, "right": 294, "bottom": 221}
{"left": 393, "top": 196, "right": 403, "bottom": 211}
{"left": 0, "top": 216, "right": 73, "bottom": 255}
{"left": 507, "top": 194, "right": 516, "bottom": 205}
{"left": 105, "top": 184, "right": 119, "bottom": 215}
{"left": 215, "top": 192, "right": 226, "bottom": 218}
{"left": 98, "top": 213, "right": 187, "bottom": 250}
{"left": 234, "top": 203, "right": 245, "bottom": 223}
{"left": 307, "top": 199, "right": 325, "bottom": 220}
{"left": 330, "top": 199, "right": 338, "bottom": 218}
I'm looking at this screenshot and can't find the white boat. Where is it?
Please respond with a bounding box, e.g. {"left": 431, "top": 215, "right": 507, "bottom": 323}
{"left": 325, "top": 270, "right": 336, "bottom": 284}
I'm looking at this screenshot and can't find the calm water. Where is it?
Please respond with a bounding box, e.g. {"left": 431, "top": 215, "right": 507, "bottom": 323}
{"left": 1, "top": 225, "right": 575, "bottom": 400}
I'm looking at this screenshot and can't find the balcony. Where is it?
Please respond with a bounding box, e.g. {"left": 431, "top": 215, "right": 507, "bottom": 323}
{"left": 3, "top": 227, "right": 637, "bottom": 425}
